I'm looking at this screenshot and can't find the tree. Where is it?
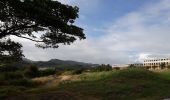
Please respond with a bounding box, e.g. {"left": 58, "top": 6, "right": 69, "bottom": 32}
{"left": 128, "top": 64, "right": 135, "bottom": 68}
{"left": 24, "top": 65, "right": 39, "bottom": 78}
{"left": 0, "top": 0, "right": 85, "bottom": 62}
{"left": 160, "top": 63, "right": 166, "bottom": 69}
{"left": 0, "top": 39, "right": 23, "bottom": 63}
{"left": 152, "top": 66, "right": 157, "bottom": 70}
{"left": 93, "top": 64, "right": 112, "bottom": 72}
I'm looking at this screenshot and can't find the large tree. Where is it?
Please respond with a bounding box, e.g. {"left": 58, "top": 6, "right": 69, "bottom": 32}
{"left": 0, "top": 0, "right": 85, "bottom": 62}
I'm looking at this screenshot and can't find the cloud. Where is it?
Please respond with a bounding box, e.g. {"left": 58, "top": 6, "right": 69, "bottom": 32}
{"left": 99, "top": 0, "right": 170, "bottom": 63}
{"left": 10, "top": 0, "right": 170, "bottom": 64}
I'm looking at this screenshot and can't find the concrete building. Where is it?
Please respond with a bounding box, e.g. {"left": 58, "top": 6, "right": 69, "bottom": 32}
{"left": 143, "top": 58, "right": 170, "bottom": 67}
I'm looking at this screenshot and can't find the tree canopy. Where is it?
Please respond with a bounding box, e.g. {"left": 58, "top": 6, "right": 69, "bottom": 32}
{"left": 0, "top": 0, "right": 85, "bottom": 62}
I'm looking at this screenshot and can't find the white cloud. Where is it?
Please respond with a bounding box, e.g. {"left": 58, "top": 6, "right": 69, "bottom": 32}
{"left": 10, "top": 0, "right": 170, "bottom": 64}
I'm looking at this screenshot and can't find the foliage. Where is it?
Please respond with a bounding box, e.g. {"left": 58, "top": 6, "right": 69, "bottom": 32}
{"left": 0, "top": 86, "right": 22, "bottom": 99}
{"left": 55, "top": 68, "right": 170, "bottom": 100}
{"left": 113, "top": 67, "right": 120, "bottom": 70}
{"left": 167, "top": 65, "right": 170, "bottom": 69}
{"left": 9, "top": 78, "right": 36, "bottom": 87}
{"left": 152, "top": 66, "right": 157, "bottom": 70}
{"left": 3, "top": 68, "right": 170, "bottom": 99}
{"left": 3, "top": 71, "right": 23, "bottom": 80}
{"left": 0, "top": 0, "right": 85, "bottom": 62}
{"left": 145, "top": 66, "right": 151, "bottom": 70}
{"left": 39, "top": 68, "right": 56, "bottom": 77}
{"left": 72, "top": 68, "right": 85, "bottom": 75}
{"left": 0, "top": 39, "right": 23, "bottom": 63}
{"left": 160, "top": 63, "right": 166, "bottom": 69}
{"left": 92, "top": 64, "right": 112, "bottom": 72}
{"left": 0, "top": 64, "right": 19, "bottom": 72}
{"left": 128, "top": 64, "right": 136, "bottom": 68}
{"left": 24, "top": 65, "right": 40, "bottom": 78}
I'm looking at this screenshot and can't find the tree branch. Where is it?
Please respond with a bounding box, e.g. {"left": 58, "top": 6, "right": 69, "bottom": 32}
{"left": 8, "top": 24, "right": 38, "bottom": 33}
{"left": 14, "top": 35, "right": 44, "bottom": 42}
{"left": 0, "top": 24, "right": 39, "bottom": 38}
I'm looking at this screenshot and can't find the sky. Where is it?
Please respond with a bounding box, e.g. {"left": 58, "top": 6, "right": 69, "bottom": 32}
{"left": 12, "top": 0, "right": 170, "bottom": 64}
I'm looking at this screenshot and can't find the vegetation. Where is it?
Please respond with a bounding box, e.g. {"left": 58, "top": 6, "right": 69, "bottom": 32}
{"left": 128, "top": 64, "right": 135, "bottom": 68}
{"left": 113, "top": 67, "right": 120, "bottom": 70}
{"left": 152, "top": 66, "right": 157, "bottom": 70}
{"left": 1, "top": 68, "right": 170, "bottom": 100}
{"left": 0, "top": 0, "right": 85, "bottom": 62}
{"left": 167, "top": 65, "right": 170, "bottom": 69}
{"left": 92, "top": 64, "right": 112, "bottom": 72}
{"left": 160, "top": 63, "right": 166, "bottom": 69}
{"left": 24, "top": 65, "right": 40, "bottom": 78}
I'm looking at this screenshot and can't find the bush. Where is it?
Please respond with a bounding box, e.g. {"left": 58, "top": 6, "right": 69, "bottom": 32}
{"left": 152, "top": 66, "right": 157, "bottom": 70}
{"left": 0, "top": 65, "right": 18, "bottom": 72}
{"left": 113, "top": 67, "right": 120, "bottom": 70}
{"left": 167, "top": 65, "right": 170, "bottom": 69}
{"left": 40, "top": 69, "right": 56, "bottom": 76}
{"left": 145, "top": 66, "right": 150, "bottom": 70}
{"left": 72, "top": 69, "right": 84, "bottom": 75}
{"left": 160, "top": 63, "right": 166, "bottom": 69}
{"left": 128, "top": 64, "right": 136, "bottom": 68}
{"left": 4, "top": 71, "right": 24, "bottom": 80}
{"left": 0, "top": 86, "right": 21, "bottom": 99}
{"left": 9, "top": 79, "right": 36, "bottom": 87}
{"left": 24, "top": 65, "right": 40, "bottom": 78}
{"left": 92, "top": 64, "right": 112, "bottom": 72}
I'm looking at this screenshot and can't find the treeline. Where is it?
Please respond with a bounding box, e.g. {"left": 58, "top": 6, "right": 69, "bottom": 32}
{"left": 91, "top": 64, "right": 113, "bottom": 71}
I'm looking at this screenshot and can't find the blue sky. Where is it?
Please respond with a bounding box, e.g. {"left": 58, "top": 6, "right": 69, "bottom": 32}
{"left": 75, "top": 0, "right": 156, "bottom": 37}
{"left": 12, "top": 0, "right": 170, "bottom": 64}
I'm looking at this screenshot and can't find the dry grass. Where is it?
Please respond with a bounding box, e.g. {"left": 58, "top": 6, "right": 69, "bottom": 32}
{"left": 32, "top": 74, "right": 80, "bottom": 88}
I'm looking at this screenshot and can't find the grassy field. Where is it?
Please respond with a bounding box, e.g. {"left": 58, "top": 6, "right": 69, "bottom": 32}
{"left": 3, "top": 68, "right": 170, "bottom": 100}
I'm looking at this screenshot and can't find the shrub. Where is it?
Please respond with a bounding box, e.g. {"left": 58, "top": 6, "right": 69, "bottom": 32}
{"left": 0, "top": 86, "right": 21, "bottom": 99}
{"left": 24, "top": 65, "right": 40, "bottom": 78}
{"left": 4, "top": 71, "right": 24, "bottom": 80}
{"left": 92, "top": 64, "right": 112, "bottom": 72}
{"left": 167, "top": 65, "right": 170, "bottom": 69}
{"left": 160, "top": 63, "right": 166, "bottom": 69}
{"left": 40, "top": 69, "right": 56, "bottom": 76}
{"left": 145, "top": 66, "right": 150, "bottom": 70}
{"left": 72, "top": 69, "right": 84, "bottom": 75}
{"left": 61, "top": 71, "right": 74, "bottom": 75}
{"left": 0, "top": 65, "right": 18, "bottom": 72}
{"left": 113, "top": 67, "right": 120, "bottom": 70}
{"left": 9, "top": 79, "right": 36, "bottom": 87}
{"left": 152, "top": 66, "right": 157, "bottom": 70}
{"left": 128, "top": 64, "right": 136, "bottom": 68}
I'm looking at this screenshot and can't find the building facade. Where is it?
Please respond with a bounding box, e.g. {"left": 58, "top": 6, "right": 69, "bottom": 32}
{"left": 143, "top": 58, "right": 170, "bottom": 67}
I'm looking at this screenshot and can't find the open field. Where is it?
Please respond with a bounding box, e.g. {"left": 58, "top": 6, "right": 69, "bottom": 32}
{"left": 2, "top": 68, "right": 170, "bottom": 100}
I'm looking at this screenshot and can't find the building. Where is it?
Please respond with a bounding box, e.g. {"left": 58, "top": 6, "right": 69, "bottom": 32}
{"left": 143, "top": 58, "right": 170, "bottom": 67}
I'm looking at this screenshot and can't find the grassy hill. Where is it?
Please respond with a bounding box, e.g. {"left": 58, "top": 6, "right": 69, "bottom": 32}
{"left": 4, "top": 68, "right": 170, "bottom": 100}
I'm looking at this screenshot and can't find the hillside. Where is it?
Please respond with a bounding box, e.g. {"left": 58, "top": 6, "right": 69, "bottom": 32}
{"left": 5, "top": 68, "right": 170, "bottom": 100}
{"left": 15, "top": 58, "right": 98, "bottom": 70}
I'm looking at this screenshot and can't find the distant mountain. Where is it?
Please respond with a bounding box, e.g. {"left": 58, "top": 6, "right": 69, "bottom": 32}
{"left": 16, "top": 58, "right": 98, "bottom": 70}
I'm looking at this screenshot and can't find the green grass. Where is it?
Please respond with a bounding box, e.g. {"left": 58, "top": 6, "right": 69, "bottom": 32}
{"left": 159, "top": 69, "right": 170, "bottom": 80}
{"left": 56, "top": 68, "right": 170, "bottom": 100}
{"left": 4, "top": 68, "right": 170, "bottom": 100}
